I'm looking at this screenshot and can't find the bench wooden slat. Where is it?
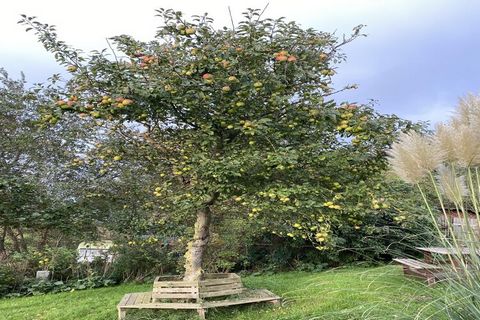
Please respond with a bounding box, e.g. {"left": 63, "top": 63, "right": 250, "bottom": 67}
{"left": 125, "top": 293, "right": 138, "bottom": 306}
{"left": 154, "top": 293, "right": 198, "bottom": 299}
{"left": 200, "top": 278, "right": 241, "bottom": 285}
{"left": 117, "top": 294, "right": 131, "bottom": 308}
{"left": 153, "top": 287, "right": 198, "bottom": 293}
{"left": 200, "top": 288, "right": 245, "bottom": 298}
{"left": 201, "top": 283, "right": 243, "bottom": 292}
{"left": 393, "top": 258, "right": 440, "bottom": 269}
{"left": 203, "top": 289, "right": 280, "bottom": 308}
{"left": 118, "top": 289, "right": 281, "bottom": 319}
{"left": 138, "top": 292, "right": 152, "bottom": 305}
{"left": 118, "top": 289, "right": 280, "bottom": 310}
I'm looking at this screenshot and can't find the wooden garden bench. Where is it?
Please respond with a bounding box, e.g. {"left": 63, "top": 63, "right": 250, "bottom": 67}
{"left": 117, "top": 288, "right": 281, "bottom": 319}
{"left": 393, "top": 258, "right": 441, "bottom": 285}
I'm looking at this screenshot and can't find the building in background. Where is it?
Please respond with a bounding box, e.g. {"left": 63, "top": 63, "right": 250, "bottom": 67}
{"left": 77, "top": 240, "right": 114, "bottom": 263}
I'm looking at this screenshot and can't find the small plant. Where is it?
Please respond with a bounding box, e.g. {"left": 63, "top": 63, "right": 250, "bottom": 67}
{"left": 0, "top": 265, "right": 17, "bottom": 296}
{"left": 5, "top": 275, "right": 116, "bottom": 297}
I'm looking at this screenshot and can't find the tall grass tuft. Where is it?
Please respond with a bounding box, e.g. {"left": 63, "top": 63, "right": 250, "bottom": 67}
{"left": 388, "top": 94, "right": 480, "bottom": 319}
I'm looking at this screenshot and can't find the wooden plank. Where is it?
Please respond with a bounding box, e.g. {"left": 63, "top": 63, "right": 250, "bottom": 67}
{"left": 153, "top": 287, "right": 198, "bottom": 293}
{"left": 200, "top": 288, "right": 245, "bottom": 298}
{"left": 138, "top": 292, "right": 152, "bottom": 305}
{"left": 125, "top": 293, "right": 138, "bottom": 306}
{"left": 118, "top": 289, "right": 281, "bottom": 312}
{"left": 204, "top": 289, "right": 281, "bottom": 308}
{"left": 154, "top": 283, "right": 197, "bottom": 288}
{"left": 121, "top": 302, "right": 202, "bottom": 309}
{"left": 203, "top": 273, "right": 235, "bottom": 279}
{"left": 155, "top": 275, "right": 184, "bottom": 281}
{"left": 200, "top": 278, "right": 242, "bottom": 285}
{"left": 416, "top": 247, "right": 480, "bottom": 255}
{"left": 117, "top": 294, "right": 131, "bottom": 307}
{"left": 133, "top": 293, "right": 146, "bottom": 305}
{"left": 402, "top": 266, "right": 439, "bottom": 285}
{"left": 202, "top": 282, "right": 242, "bottom": 288}
{"left": 153, "top": 293, "right": 198, "bottom": 299}
{"left": 393, "top": 258, "right": 440, "bottom": 269}
{"left": 200, "top": 283, "right": 243, "bottom": 292}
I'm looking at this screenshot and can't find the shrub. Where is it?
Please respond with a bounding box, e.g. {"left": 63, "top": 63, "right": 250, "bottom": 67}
{"left": 110, "top": 240, "right": 179, "bottom": 281}
{"left": 5, "top": 275, "right": 116, "bottom": 297}
{"left": 0, "top": 265, "right": 16, "bottom": 296}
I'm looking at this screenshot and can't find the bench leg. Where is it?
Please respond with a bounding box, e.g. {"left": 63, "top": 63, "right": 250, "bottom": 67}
{"left": 269, "top": 299, "right": 281, "bottom": 305}
{"left": 118, "top": 307, "right": 126, "bottom": 320}
{"left": 425, "top": 271, "right": 437, "bottom": 286}
{"left": 197, "top": 308, "right": 206, "bottom": 319}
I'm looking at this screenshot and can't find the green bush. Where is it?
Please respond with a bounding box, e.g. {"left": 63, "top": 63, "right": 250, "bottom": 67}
{"left": 5, "top": 275, "right": 116, "bottom": 297}
{"left": 43, "top": 247, "right": 77, "bottom": 280}
{"left": 0, "top": 265, "right": 16, "bottom": 296}
{"left": 110, "top": 240, "right": 179, "bottom": 281}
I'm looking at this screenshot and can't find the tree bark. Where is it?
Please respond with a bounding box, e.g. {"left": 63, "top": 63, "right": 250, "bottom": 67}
{"left": 37, "top": 228, "right": 49, "bottom": 250}
{"left": 0, "top": 227, "right": 7, "bottom": 260}
{"left": 183, "top": 192, "right": 219, "bottom": 281}
{"left": 17, "top": 227, "right": 28, "bottom": 252}
{"left": 6, "top": 227, "right": 20, "bottom": 252}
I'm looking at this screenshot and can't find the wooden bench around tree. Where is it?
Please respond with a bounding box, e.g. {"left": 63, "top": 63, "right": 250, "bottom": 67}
{"left": 117, "top": 289, "right": 281, "bottom": 319}
{"left": 393, "top": 258, "right": 442, "bottom": 285}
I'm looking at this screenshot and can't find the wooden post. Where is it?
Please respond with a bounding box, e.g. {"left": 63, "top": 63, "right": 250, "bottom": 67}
{"left": 197, "top": 308, "right": 206, "bottom": 319}
{"left": 270, "top": 299, "right": 281, "bottom": 305}
{"left": 423, "top": 251, "right": 433, "bottom": 264}
{"left": 117, "top": 307, "right": 126, "bottom": 320}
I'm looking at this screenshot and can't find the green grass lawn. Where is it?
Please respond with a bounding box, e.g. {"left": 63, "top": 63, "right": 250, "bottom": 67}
{"left": 0, "top": 265, "right": 443, "bottom": 320}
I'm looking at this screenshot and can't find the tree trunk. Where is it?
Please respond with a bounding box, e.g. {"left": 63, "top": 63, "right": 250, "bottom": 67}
{"left": 6, "top": 227, "right": 20, "bottom": 252}
{"left": 17, "top": 227, "right": 28, "bottom": 252}
{"left": 0, "top": 227, "right": 7, "bottom": 260}
{"left": 183, "top": 192, "right": 219, "bottom": 281}
{"left": 37, "top": 229, "right": 49, "bottom": 250}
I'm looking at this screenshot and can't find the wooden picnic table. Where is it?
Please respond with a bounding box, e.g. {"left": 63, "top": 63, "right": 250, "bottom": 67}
{"left": 396, "top": 246, "right": 480, "bottom": 284}
{"left": 416, "top": 246, "right": 480, "bottom": 265}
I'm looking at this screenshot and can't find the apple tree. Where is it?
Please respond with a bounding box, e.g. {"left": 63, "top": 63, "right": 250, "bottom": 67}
{"left": 21, "top": 9, "right": 415, "bottom": 279}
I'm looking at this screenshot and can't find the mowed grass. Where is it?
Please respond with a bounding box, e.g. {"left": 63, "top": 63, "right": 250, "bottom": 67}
{"left": 0, "top": 265, "right": 443, "bottom": 320}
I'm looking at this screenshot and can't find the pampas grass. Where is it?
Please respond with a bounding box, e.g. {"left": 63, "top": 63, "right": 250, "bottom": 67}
{"left": 387, "top": 132, "right": 442, "bottom": 184}
{"left": 389, "top": 94, "right": 480, "bottom": 320}
{"left": 437, "top": 165, "right": 468, "bottom": 204}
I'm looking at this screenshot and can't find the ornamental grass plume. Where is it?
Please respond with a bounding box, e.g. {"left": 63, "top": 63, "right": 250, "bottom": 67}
{"left": 434, "top": 123, "right": 456, "bottom": 163}
{"left": 432, "top": 94, "right": 480, "bottom": 167}
{"left": 436, "top": 164, "right": 468, "bottom": 204}
{"left": 449, "top": 123, "right": 480, "bottom": 167}
{"left": 452, "top": 93, "right": 480, "bottom": 127}
{"left": 387, "top": 131, "right": 442, "bottom": 184}
{"left": 390, "top": 94, "right": 480, "bottom": 320}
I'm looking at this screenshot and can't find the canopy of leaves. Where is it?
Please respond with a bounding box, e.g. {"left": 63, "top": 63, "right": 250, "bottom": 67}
{"left": 20, "top": 9, "right": 421, "bottom": 250}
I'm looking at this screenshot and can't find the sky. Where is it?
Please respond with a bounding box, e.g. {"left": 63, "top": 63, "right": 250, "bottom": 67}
{"left": 1, "top": 0, "right": 480, "bottom": 126}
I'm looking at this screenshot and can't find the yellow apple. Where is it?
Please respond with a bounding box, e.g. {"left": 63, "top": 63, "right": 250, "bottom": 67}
{"left": 122, "top": 99, "right": 133, "bottom": 106}
{"left": 185, "top": 27, "right": 196, "bottom": 35}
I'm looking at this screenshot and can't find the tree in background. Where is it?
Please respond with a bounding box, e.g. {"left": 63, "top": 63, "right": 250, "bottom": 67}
{"left": 21, "top": 8, "right": 418, "bottom": 280}
{"left": 0, "top": 68, "right": 100, "bottom": 257}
